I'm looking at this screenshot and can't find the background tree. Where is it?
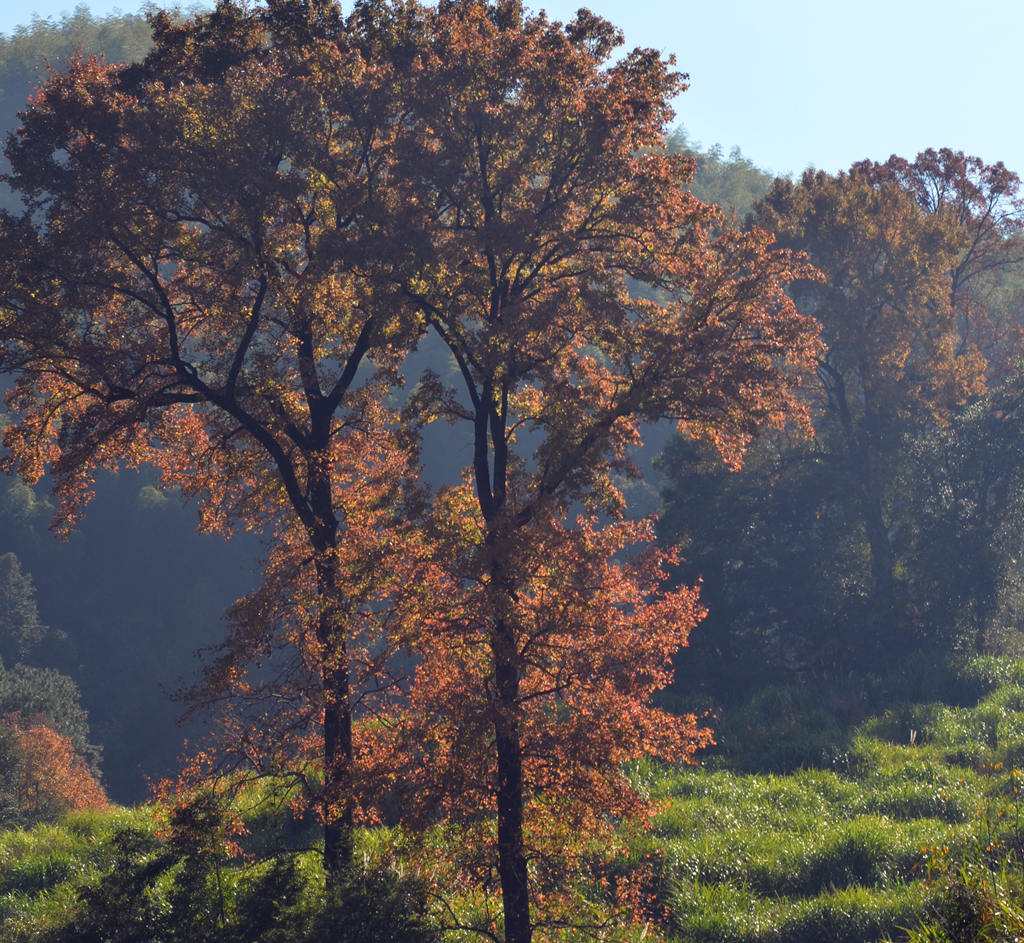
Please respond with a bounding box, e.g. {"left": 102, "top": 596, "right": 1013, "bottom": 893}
{"left": 658, "top": 152, "right": 1024, "bottom": 699}
{"left": 0, "top": 661, "right": 101, "bottom": 774}
{"left": 0, "top": 712, "right": 106, "bottom": 823}
{"left": 0, "top": 7, "right": 154, "bottom": 210}
{"left": 0, "top": 552, "right": 102, "bottom": 776}
{"left": 898, "top": 369, "right": 1024, "bottom": 654}
{"left": 668, "top": 126, "right": 776, "bottom": 217}
{"left": 852, "top": 148, "right": 1024, "bottom": 374}
{"left": 657, "top": 431, "right": 867, "bottom": 686}
{"left": 752, "top": 167, "right": 984, "bottom": 654}
{"left": 0, "top": 552, "right": 46, "bottom": 662}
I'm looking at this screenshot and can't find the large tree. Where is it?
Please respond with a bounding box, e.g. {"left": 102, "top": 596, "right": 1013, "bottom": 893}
{"left": 0, "top": 1, "right": 820, "bottom": 938}
{"left": 352, "top": 4, "right": 820, "bottom": 938}
{"left": 0, "top": 0, "right": 425, "bottom": 875}
{"left": 752, "top": 167, "right": 986, "bottom": 650}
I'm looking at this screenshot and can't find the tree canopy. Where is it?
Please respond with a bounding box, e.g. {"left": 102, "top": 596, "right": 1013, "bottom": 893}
{"left": 0, "top": 1, "right": 821, "bottom": 938}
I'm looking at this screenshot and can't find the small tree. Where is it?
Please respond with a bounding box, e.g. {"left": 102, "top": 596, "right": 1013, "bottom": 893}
{"left": 0, "top": 552, "right": 47, "bottom": 662}
{"left": 0, "top": 713, "right": 106, "bottom": 822}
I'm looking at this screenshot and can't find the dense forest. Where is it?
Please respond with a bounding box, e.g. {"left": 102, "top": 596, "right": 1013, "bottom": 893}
{"left": 2, "top": 3, "right": 1024, "bottom": 942}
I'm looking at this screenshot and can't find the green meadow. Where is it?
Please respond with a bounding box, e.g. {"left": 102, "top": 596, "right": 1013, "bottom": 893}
{"left": 5, "top": 656, "right": 1024, "bottom": 941}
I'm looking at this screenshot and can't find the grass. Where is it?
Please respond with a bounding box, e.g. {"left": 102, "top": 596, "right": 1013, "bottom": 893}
{"left": 5, "top": 656, "right": 1024, "bottom": 941}
{"left": 639, "top": 656, "right": 1024, "bottom": 942}
{"left": 646, "top": 762, "right": 960, "bottom": 941}
{"left": 671, "top": 881, "right": 933, "bottom": 943}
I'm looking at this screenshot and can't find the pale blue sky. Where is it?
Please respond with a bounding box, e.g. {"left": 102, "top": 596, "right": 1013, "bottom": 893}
{"left": 3, "top": 0, "right": 1022, "bottom": 178}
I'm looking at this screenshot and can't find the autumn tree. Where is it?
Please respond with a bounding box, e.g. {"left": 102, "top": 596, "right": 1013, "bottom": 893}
{"left": 0, "top": 713, "right": 106, "bottom": 822}
{"left": 362, "top": 510, "right": 712, "bottom": 938}
{"left": 0, "top": 0, "right": 425, "bottom": 876}
{"left": 0, "top": 553, "right": 103, "bottom": 774}
{"left": 655, "top": 154, "right": 1024, "bottom": 678}
{"left": 340, "top": 4, "right": 820, "bottom": 939}
{"left": 752, "top": 167, "right": 989, "bottom": 650}
{"left": 174, "top": 454, "right": 425, "bottom": 831}
{"left": 852, "top": 148, "right": 1024, "bottom": 373}
{"left": 0, "top": 2, "right": 819, "bottom": 939}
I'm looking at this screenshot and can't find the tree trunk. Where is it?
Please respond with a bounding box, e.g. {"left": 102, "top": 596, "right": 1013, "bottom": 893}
{"left": 475, "top": 379, "right": 532, "bottom": 942}
{"left": 826, "top": 366, "right": 900, "bottom": 644}
{"left": 493, "top": 614, "right": 532, "bottom": 943}
{"left": 855, "top": 448, "right": 895, "bottom": 604}
{"left": 314, "top": 551, "right": 355, "bottom": 882}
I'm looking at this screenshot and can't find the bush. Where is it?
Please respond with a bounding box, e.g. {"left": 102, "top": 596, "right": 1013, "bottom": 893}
{"left": 55, "top": 821, "right": 440, "bottom": 943}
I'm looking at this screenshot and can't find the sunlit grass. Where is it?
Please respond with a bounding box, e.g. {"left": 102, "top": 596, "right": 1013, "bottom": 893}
{"left": 5, "top": 657, "right": 1024, "bottom": 941}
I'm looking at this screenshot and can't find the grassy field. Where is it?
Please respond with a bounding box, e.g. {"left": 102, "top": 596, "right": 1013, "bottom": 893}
{"left": 5, "top": 658, "right": 1024, "bottom": 941}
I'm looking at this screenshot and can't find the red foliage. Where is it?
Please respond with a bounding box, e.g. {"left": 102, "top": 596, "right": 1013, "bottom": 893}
{"left": 362, "top": 510, "right": 709, "bottom": 827}
{"left": 0, "top": 2, "right": 820, "bottom": 938}
{"left": 3, "top": 713, "right": 107, "bottom": 817}
{"left": 356, "top": 506, "right": 709, "bottom": 934}
{"left": 853, "top": 148, "right": 1024, "bottom": 379}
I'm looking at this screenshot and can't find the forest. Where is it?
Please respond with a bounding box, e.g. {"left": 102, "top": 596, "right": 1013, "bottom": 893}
{"left": 2, "top": 2, "right": 1024, "bottom": 942}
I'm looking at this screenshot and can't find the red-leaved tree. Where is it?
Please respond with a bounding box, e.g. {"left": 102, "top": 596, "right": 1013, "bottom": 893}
{"left": 360, "top": 506, "right": 711, "bottom": 937}
{"left": 343, "top": 4, "right": 822, "bottom": 939}
{"left": 0, "top": 0, "right": 424, "bottom": 876}
{"left": 0, "top": 3, "right": 820, "bottom": 939}
{"left": 1, "top": 713, "right": 107, "bottom": 820}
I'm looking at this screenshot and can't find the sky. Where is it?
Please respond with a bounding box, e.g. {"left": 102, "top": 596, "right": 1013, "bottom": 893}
{"left": 2, "top": 0, "right": 1022, "bottom": 178}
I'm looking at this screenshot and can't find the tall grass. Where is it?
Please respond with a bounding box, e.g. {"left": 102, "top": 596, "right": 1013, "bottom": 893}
{"left": 4, "top": 656, "right": 1024, "bottom": 941}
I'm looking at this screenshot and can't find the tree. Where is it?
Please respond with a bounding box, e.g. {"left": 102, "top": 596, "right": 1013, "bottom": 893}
{"left": 0, "top": 3, "right": 820, "bottom": 939}
{"left": 656, "top": 154, "right": 1024, "bottom": 679}
{"left": 362, "top": 510, "right": 712, "bottom": 938}
{"left": 0, "top": 8, "right": 154, "bottom": 212}
{"left": 0, "top": 712, "right": 106, "bottom": 822}
{"left": 0, "top": 554, "right": 103, "bottom": 776}
{"left": 174, "top": 460, "right": 425, "bottom": 831}
{"left": 668, "top": 126, "right": 775, "bottom": 217}
{"left": 0, "top": 0, "right": 424, "bottom": 876}
{"left": 852, "top": 148, "right": 1024, "bottom": 374}
{"left": 0, "top": 551, "right": 46, "bottom": 662}
{"left": 752, "top": 167, "right": 985, "bottom": 651}
{"left": 351, "top": 4, "right": 820, "bottom": 938}
{"left": 0, "top": 660, "right": 101, "bottom": 774}
{"left": 899, "top": 370, "right": 1024, "bottom": 654}
{"left": 656, "top": 431, "right": 869, "bottom": 683}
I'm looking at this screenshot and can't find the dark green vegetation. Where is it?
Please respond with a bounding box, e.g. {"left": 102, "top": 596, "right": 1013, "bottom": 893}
{"left": 0, "top": 806, "right": 440, "bottom": 942}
